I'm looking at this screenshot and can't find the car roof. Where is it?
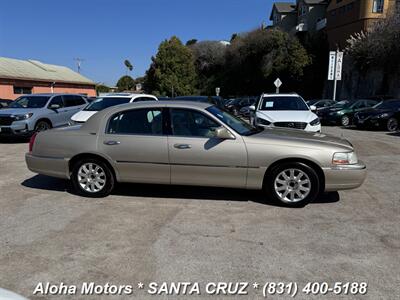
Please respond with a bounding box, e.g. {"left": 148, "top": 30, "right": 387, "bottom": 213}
{"left": 261, "top": 93, "right": 300, "bottom": 97}
{"left": 15, "top": 93, "right": 84, "bottom": 97}
{"left": 100, "top": 93, "right": 156, "bottom": 98}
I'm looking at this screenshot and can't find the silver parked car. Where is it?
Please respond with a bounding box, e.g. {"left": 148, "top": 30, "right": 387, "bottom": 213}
{"left": 0, "top": 93, "right": 88, "bottom": 137}
{"left": 26, "top": 101, "right": 367, "bottom": 207}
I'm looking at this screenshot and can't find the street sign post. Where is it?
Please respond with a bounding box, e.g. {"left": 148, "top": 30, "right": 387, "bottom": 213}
{"left": 328, "top": 50, "right": 343, "bottom": 101}
{"left": 215, "top": 87, "right": 220, "bottom": 97}
{"left": 274, "top": 78, "right": 282, "bottom": 94}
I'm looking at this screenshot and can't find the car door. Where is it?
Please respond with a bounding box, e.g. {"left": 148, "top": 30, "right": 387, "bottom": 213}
{"left": 63, "top": 95, "right": 87, "bottom": 122}
{"left": 167, "top": 108, "right": 247, "bottom": 188}
{"left": 46, "top": 95, "right": 68, "bottom": 127}
{"left": 98, "top": 107, "right": 170, "bottom": 184}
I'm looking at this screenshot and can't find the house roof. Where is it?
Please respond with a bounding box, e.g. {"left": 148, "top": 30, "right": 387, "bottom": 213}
{"left": 0, "top": 57, "right": 95, "bottom": 85}
{"left": 270, "top": 2, "right": 297, "bottom": 20}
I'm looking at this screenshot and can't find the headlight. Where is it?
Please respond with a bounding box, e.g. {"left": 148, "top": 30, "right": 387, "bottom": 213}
{"left": 310, "top": 118, "right": 320, "bottom": 126}
{"left": 13, "top": 113, "right": 33, "bottom": 121}
{"left": 256, "top": 118, "right": 271, "bottom": 126}
{"left": 332, "top": 152, "right": 358, "bottom": 165}
{"left": 378, "top": 113, "right": 389, "bottom": 118}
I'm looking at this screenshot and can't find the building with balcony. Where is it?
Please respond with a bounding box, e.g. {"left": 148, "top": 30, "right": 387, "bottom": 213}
{"left": 269, "top": 2, "right": 298, "bottom": 32}
{"left": 326, "top": 0, "right": 397, "bottom": 49}
{"left": 296, "top": 0, "right": 329, "bottom": 33}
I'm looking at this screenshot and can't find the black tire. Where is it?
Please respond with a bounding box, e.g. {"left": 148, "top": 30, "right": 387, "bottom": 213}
{"left": 386, "top": 118, "right": 398, "bottom": 132}
{"left": 264, "top": 162, "right": 320, "bottom": 207}
{"left": 71, "top": 158, "right": 115, "bottom": 198}
{"left": 35, "top": 120, "right": 52, "bottom": 132}
{"left": 341, "top": 115, "right": 350, "bottom": 127}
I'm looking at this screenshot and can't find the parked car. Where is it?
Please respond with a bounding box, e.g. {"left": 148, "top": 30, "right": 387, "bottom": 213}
{"left": 354, "top": 99, "right": 400, "bottom": 132}
{"left": 70, "top": 93, "right": 158, "bottom": 124}
{"left": 306, "top": 99, "right": 336, "bottom": 110}
{"left": 320, "top": 99, "right": 379, "bottom": 126}
{"left": 249, "top": 93, "right": 321, "bottom": 132}
{"left": 0, "top": 98, "right": 13, "bottom": 109}
{"left": 0, "top": 93, "right": 88, "bottom": 137}
{"left": 173, "top": 96, "right": 224, "bottom": 108}
{"left": 26, "top": 101, "right": 366, "bottom": 207}
{"left": 225, "top": 97, "right": 256, "bottom": 116}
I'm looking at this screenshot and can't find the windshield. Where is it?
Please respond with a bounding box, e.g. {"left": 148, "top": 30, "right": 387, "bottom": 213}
{"left": 84, "top": 97, "right": 131, "bottom": 111}
{"left": 9, "top": 96, "right": 50, "bottom": 108}
{"left": 374, "top": 100, "right": 400, "bottom": 109}
{"left": 206, "top": 106, "right": 261, "bottom": 136}
{"left": 332, "top": 101, "right": 350, "bottom": 108}
{"left": 259, "top": 96, "right": 308, "bottom": 111}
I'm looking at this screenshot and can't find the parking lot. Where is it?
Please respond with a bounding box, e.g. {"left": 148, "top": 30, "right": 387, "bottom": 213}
{"left": 0, "top": 126, "right": 399, "bottom": 299}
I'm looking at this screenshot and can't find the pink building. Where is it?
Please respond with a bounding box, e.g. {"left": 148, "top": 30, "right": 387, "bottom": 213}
{"left": 0, "top": 57, "right": 96, "bottom": 100}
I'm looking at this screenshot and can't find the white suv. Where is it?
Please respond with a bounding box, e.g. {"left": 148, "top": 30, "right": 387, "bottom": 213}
{"left": 71, "top": 93, "right": 158, "bottom": 124}
{"left": 249, "top": 93, "right": 321, "bottom": 132}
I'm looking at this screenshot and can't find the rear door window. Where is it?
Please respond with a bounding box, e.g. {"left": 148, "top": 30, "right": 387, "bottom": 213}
{"left": 107, "top": 108, "right": 163, "bottom": 135}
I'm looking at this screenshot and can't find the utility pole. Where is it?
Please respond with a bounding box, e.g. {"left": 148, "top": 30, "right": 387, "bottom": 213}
{"left": 74, "top": 58, "right": 85, "bottom": 73}
{"left": 332, "top": 49, "right": 338, "bottom": 101}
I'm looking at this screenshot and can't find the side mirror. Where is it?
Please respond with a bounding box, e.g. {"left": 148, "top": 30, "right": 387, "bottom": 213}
{"left": 49, "top": 104, "right": 60, "bottom": 110}
{"left": 214, "top": 127, "right": 235, "bottom": 140}
{"left": 310, "top": 105, "right": 317, "bottom": 112}
{"left": 249, "top": 105, "right": 256, "bottom": 111}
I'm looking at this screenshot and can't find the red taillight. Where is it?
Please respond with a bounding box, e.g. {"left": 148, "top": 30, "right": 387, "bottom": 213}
{"left": 29, "top": 133, "right": 38, "bottom": 153}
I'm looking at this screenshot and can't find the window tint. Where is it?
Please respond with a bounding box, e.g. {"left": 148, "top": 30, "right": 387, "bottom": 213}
{"left": 63, "top": 95, "right": 85, "bottom": 107}
{"left": 49, "top": 96, "right": 64, "bottom": 108}
{"left": 171, "top": 109, "right": 220, "bottom": 138}
{"left": 84, "top": 97, "right": 131, "bottom": 111}
{"left": 107, "top": 108, "right": 163, "bottom": 135}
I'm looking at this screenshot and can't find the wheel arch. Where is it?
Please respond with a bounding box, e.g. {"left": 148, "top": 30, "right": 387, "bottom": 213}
{"left": 68, "top": 153, "right": 118, "bottom": 181}
{"left": 263, "top": 157, "right": 325, "bottom": 194}
{"left": 35, "top": 118, "right": 53, "bottom": 128}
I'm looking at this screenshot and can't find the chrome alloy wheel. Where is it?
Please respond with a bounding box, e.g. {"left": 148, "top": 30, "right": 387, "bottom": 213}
{"left": 274, "top": 168, "right": 311, "bottom": 203}
{"left": 77, "top": 163, "right": 106, "bottom": 193}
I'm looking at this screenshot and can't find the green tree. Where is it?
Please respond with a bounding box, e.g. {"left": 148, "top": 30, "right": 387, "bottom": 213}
{"left": 96, "top": 84, "right": 110, "bottom": 94}
{"left": 186, "top": 39, "right": 198, "bottom": 46}
{"left": 222, "top": 28, "right": 311, "bottom": 95}
{"left": 116, "top": 75, "right": 135, "bottom": 92}
{"left": 144, "top": 36, "right": 197, "bottom": 96}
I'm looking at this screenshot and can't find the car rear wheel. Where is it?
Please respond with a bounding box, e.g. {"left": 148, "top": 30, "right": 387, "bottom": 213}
{"left": 265, "top": 162, "right": 320, "bottom": 207}
{"left": 341, "top": 115, "right": 350, "bottom": 126}
{"left": 386, "top": 118, "right": 398, "bottom": 132}
{"left": 71, "top": 159, "right": 114, "bottom": 197}
{"left": 35, "top": 120, "right": 51, "bottom": 132}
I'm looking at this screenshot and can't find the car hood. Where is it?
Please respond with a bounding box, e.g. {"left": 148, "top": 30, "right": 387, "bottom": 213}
{"left": 256, "top": 110, "right": 318, "bottom": 123}
{"left": 71, "top": 110, "right": 97, "bottom": 122}
{"left": 0, "top": 108, "right": 39, "bottom": 116}
{"left": 245, "top": 127, "right": 353, "bottom": 150}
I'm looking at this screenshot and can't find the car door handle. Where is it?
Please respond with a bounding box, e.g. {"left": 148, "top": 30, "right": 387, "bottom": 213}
{"left": 173, "top": 143, "right": 192, "bottom": 149}
{"left": 104, "top": 140, "right": 121, "bottom": 146}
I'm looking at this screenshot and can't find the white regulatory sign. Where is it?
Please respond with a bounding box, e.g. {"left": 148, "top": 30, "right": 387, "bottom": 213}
{"left": 335, "top": 52, "right": 343, "bottom": 81}
{"left": 328, "top": 51, "right": 336, "bottom": 81}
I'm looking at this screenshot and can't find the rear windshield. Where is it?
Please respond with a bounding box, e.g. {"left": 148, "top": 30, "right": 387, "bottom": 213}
{"left": 9, "top": 96, "right": 50, "bottom": 108}
{"left": 259, "top": 96, "right": 308, "bottom": 111}
{"left": 84, "top": 97, "right": 131, "bottom": 111}
{"left": 374, "top": 100, "right": 400, "bottom": 109}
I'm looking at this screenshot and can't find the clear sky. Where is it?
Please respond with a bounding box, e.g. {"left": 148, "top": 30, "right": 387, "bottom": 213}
{"left": 0, "top": 0, "right": 292, "bottom": 86}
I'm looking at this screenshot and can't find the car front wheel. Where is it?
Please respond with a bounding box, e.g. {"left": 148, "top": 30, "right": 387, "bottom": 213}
{"left": 71, "top": 159, "right": 114, "bottom": 197}
{"left": 341, "top": 115, "right": 350, "bottom": 126}
{"left": 265, "top": 162, "right": 320, "bottom": 207}
{"left": 386, "top": 118, "right": 398, "bottom": 132}
{"left": 35, "top": 120, "right": 51, "bottom": 132}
